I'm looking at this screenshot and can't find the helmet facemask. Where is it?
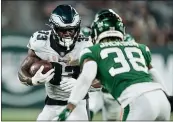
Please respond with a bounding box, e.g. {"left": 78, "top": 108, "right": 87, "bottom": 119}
{"left": 51, "top": 25, "right": 80, "bottom": 50}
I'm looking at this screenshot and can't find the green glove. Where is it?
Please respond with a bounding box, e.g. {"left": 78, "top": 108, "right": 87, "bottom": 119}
{"left": 58, "top": 108, "right": 72, "bottom": 121}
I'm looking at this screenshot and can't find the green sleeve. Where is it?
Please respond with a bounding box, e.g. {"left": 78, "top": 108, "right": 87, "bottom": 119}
{"left": 140, "top": 44, "right": 152, "bottom": 67}
{"left": 79, "top": 47, "right": 97, "bottom": 66}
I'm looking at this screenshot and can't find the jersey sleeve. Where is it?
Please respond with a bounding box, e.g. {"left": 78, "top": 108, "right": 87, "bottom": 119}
{"left": 140, "top": 44, "right": 152, "bottom": 67}
{"left": 27, "top": 31, "right": 49, "bottom": 51}
{"left": 79, "top": 47, "right": 97, "bottom": 66}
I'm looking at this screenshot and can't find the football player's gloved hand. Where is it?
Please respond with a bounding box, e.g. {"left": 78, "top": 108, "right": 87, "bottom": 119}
{"left": 57, "top": 108, "right": 72, "bottom": 121}
{"left": 60, "top": 77, "right": 76, "bottom": 92}
{"left": 32, "top": 66, "right": 55, "bottom": 85}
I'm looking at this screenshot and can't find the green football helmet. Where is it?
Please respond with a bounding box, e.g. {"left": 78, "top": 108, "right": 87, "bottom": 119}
{"left": 124, "top": 33, "right": 135, "bottom": 42}
{"left": 91, "top": 9, "right": 125, "bottom": 44}
{"left": 81, "top": 26, "right": 91, "bottom": 37}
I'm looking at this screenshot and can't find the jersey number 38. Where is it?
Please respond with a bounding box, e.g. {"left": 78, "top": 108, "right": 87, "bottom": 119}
{"left": 100, "top": 47, "right": 148, "bottom": 76}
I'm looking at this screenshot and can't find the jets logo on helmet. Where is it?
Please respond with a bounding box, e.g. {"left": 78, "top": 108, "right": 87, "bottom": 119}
{"left": 91, "top": 9, "right": 125, "bottom": 44}
{"left": 48, "top": 5, "right": 81, "bottom": 50}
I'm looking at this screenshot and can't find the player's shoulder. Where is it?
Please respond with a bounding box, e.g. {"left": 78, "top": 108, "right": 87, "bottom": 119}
{"left": 138, "top": 43, "right": 150, "bottom": 52}
{"left": 31, "top": 30, "right": 51, "bottom": 39}
{"left": 81, "top": 44, "right": 100, "bottom": 56}
{"left": 27, "top": 30, "right": 51, "bottom": 50}
{"left": 76, "top": 33, "right": 93, "bottom": 48}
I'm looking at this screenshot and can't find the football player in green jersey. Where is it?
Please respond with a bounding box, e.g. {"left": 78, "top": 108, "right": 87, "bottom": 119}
{"left": 57, "top": 10, "right": 171, "bottom": 121}
{"left": 101, "top": 33, "right": 136, "bottom": 121}
{"left": 90, "top": 9, "right": 168, "bottom": 121}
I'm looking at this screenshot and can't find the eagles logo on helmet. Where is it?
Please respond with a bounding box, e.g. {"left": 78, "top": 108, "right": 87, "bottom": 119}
{"left": 48, "top": 5, "right": 81, "bottom": 50}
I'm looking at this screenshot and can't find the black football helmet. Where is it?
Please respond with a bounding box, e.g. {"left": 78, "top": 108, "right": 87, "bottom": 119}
{"left": 48, "top": 5, "right": 81, "bottom": 50}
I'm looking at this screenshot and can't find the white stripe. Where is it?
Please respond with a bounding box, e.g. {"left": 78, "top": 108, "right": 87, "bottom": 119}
{"left": 51, "top": 14, "right": 80, "bottom": 27}
{"left": 96, "top": 30, "right": 124, "bottom": 44}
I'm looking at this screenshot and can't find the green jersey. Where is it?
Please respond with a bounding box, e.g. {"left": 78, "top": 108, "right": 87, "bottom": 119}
{"left": 80, "top": 41, "right": 153, "bottom": 100}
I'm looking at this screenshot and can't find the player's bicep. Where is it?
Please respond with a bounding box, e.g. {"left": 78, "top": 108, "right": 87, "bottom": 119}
{"left": 81, "top": 58, "right": 94, "bottom": 69}
{"left": 18, "top": 49, "right": 40, "bottom": 85}
{"left": 19, "top": 49, "right": 40, "bottom": 79}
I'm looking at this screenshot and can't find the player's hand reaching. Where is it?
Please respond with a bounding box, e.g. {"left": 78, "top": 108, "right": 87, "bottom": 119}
{"left": 32, "top": 66, "right": 55, "bottom": 85}
{"left": 60, "top": 77, "right": 76, "bottom": 92}
{"left": 57, "top": 107, "right": 72, "bottom": 121}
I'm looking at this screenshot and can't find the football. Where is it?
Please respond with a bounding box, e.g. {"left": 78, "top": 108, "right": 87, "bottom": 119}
{"left": 30, "top": 60, "right": 53, "bottom": 76}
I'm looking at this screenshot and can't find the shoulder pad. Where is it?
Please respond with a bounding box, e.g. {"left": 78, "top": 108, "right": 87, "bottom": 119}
{"left": 138, "top": 43, "right": 151, "bottom": 53}
{"left": 27, "top": 30, "right": 51, "bottom": 51}
{"left": 76, "top": 38, "right": 93, "bottom": 48}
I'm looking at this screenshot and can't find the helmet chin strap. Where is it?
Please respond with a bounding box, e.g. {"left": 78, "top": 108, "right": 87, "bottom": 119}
{"left": 60, "top": 31, "right": 78, "bottom": 50}
{"left": 61, "top": 38, "right": 73, "bottom": 50}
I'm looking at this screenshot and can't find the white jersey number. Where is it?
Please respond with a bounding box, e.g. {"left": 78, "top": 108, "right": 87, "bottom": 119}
{"left": 100, "top": 47, "right": 148, "bottom": 76}
{"left": 36, "top": 31, "right": 49, "bottom": 40}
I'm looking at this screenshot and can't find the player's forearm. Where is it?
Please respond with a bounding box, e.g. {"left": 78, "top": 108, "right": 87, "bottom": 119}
{"left": 18, "top": 51, "right": 40, "bottom": 86}
{"left": 68, "top": 61, "right": 97, "bottom": 106}
{"left": 149, "top": 68, "right": 169, "bottom": 95}
{"left": 18, "top": 68, "right": 33, "bottom": 86}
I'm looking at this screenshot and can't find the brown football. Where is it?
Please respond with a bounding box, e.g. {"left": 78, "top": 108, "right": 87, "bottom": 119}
{"left": 30, "top": 60, "right": 53, "bottom": 76}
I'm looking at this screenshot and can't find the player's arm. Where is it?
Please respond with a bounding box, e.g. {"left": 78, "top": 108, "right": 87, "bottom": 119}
{"left": 18, "top": 31, "right": 55, "bottom": 86}
{"left": 149, "top": 62, "right": 173, "bottom": 111}
{"left": 58, "top": 59, "right": 97, "bottom": 121}
{"left": 18, "top": 49, "right": 40, "bottom": 86}
{"left": 58, "top": 48, "right": 98, "bottom": 121}
{"left": 18, "top": 49, "right": 55, "bottom": 86}
{"left": 67, "top": 59, "right": 97, "bottom": 108}
{"left": 148, "top": 64, "right": 169, "bottom": 95}
{"left": 144, "top": 46, "right": 169, "bottom": 95}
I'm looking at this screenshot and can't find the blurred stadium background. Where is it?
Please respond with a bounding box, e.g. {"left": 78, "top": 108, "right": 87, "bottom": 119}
{"left": 2, "top": 0, "right": 173, "bottom": 121}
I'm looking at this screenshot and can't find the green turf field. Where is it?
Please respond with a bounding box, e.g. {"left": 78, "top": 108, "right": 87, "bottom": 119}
{"left": 2, "top": 108, "right": 173, "bottom": 121}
